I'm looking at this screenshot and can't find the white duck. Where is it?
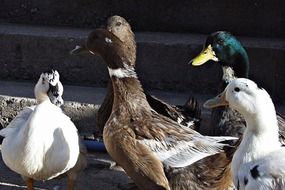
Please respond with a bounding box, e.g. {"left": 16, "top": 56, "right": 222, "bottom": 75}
{"left": 0, "top": 70, "right": 81, "bottom": 190}
{"left": 204, "top": 78, "right": 285, "bottom": 190}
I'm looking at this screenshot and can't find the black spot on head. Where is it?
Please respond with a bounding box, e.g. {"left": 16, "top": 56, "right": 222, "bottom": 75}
{"left": 217, "top": 39, "right": 224, "bottom": 45}
{"left": 116, "top": 21, "right": 122, "bottom": 26}
{"left": 250, "top": 165, "right": 260, "bottom": 179}
{"left": 49, "top": 83, "right": 59, "bottom": 97}
{"left": 43, "top": 70, "right": 53, "bottom": 75}
{"left": 244, "top": 177, "right": 248, "bottom": 186}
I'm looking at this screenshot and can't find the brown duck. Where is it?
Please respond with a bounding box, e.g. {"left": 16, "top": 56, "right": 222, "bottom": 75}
{"left": 96, "top": 15, "right": 201, "bottom": 135}
{"left": 71, "top": 29, "right": 238, "bottom": 190}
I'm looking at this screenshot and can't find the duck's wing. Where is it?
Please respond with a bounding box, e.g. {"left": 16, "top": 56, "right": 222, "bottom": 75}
{"left": 133, "top": 112, "right": 237, "bottom": 168}
{"left": 210, "top": 106, "right": 246, "bottom": 139}
{"left": 145, "top": 93, "right": 199, "bottom": 129}
{"left": 277, "top": 112, "right": 285, "bottom": 146}
{"left": 0, "top": 106, "right": 35, "bottom": 137}
{"left": 165, "top": 149, "right": 235, "bottom": 190}
{"left": 238, "top": 151, "right": 285, "bottom": 190}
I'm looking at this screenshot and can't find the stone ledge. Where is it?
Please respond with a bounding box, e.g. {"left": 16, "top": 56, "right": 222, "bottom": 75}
{"left": 0, "top": 0, "right": 284, "bottom": 38}
{"left": 1, "top": 23, "right": 285, "bottom": 101}
{"left": 0, "top": 95, "right": 99, "bottom": 134}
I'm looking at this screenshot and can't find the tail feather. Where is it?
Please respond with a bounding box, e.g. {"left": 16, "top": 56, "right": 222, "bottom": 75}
{"left": 183, "top": 96, "right": 201, "bottom": 119}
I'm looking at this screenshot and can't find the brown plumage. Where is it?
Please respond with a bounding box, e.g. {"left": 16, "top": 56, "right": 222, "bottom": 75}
{"left": 71, "top": 29, "right": 237, "bottom": 190}
{"left": 96, "top": 15, "right": 200, "bottom": 134}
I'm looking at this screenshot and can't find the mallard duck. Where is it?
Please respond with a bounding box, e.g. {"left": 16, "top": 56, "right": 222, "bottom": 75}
{"left": 95, "top": 15, "right": 201, "bottom": 134}
{"left": 0, "top": 70, "right": 85, "bottom": 190}
{"left": 204, "top": 78, "right": 285, "bottom": 190}
{"left": 71, "top": 28, "right": 238, "bottom": 190}
{"left": 190, "top": 31, "right": 285, "bottom": 142}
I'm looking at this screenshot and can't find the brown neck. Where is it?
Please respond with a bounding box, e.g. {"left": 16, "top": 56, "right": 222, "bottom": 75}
{"left": 111, "top": 76, "right": 151, "bottom": 113}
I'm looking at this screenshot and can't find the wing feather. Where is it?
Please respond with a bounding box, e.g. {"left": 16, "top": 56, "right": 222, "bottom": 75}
{"left": 0, "top": 106, "right": 35, "bottom": 137}
{"left": 135, "top": 112, "right": 237, "bottom": 168}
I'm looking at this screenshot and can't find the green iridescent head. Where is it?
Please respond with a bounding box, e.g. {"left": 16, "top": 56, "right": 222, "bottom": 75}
{"left": 191, "top": 31, "right": 249, "bottom": 78}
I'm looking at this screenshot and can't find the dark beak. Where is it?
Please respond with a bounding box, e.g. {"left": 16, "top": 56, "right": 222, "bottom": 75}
{"left": 70, "top": 45, "right": 89, "bottom": 55}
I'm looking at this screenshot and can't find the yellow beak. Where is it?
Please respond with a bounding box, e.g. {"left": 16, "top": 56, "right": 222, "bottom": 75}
{"left": 190, "top": 45, "right": 219, "bottom": 66}
{"left": 203, "top": 90, "right": 229, "bottom": 109}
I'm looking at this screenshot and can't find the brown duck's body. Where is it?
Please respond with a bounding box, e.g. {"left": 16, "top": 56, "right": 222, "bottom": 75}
{"left": 96, "top": 82, "right": 114, "bottom": 133}
{"left": 104, "top": 77, "right": 236, "bottom": 190}
{"left": 167, "top": 153, "right": 234, "bottom": 190}
{"left": 167, "top": 137, "right": 239, "bottom": 190}
{"left": 96, "top": 15, "right": 201, "bottom": 133}
{"left": 73, "top": 29, "right": 237, "bottom": 190}
{"left": 103, "top": 77, "right": 170, "bottom": 190}
{"left": 97, "top": 81, "right": 201, "bottom": 133}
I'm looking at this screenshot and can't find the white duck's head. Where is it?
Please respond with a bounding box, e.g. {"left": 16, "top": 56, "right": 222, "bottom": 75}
{"left": 204, "top": 78, "right": 277, "bottom": 131}
{"left": 34, "top": 70, "right": 64, "bottom": 106}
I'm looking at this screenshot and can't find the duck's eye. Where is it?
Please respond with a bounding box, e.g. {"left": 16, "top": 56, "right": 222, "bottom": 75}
{"left": 116, "top": 22, "right": 122, "bottom": 26}
{"left": 234, "top": 87, "right": 240, "bottom": 92}
{"left": 217, "top": 39, "right": 224, "bottom": 45}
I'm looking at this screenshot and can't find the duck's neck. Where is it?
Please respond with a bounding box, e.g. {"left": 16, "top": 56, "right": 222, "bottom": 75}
{"left": 35, "top": 92, "right": 50, "bottom": 104}
{"left": 232, "top": 101, "right": 280, "bottom": 170}
{"left": 109, "top": 66, "right": 151, "bottom": 113}
{"left": 34, "top": 83, "right": 50, "bottom": 104}
{"left": 221, "top": 50, "right": 249, "bottom": 89}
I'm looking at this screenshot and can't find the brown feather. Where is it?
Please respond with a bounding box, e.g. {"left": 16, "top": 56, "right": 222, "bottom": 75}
{"left": 81, "top": 28, "right": 236, "bottom": 190}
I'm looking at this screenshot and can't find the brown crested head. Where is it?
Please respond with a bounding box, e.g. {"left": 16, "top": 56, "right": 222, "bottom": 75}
{"left": 86, "top": 29, "right": 133, "bottom": 71}
{"left": 107, "top": 15, "right": 136, "bottom": 65}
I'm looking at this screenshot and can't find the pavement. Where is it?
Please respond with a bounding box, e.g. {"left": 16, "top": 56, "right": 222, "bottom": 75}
{"left": 0, "top": 147, "right": 130, "bottom": 190}
{"left": 0, "top": 80, "right": 285, "bottom": 190}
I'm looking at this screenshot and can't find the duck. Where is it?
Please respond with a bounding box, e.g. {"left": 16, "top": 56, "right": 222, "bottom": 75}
{"left": 93, "top": 15, "right": 201, "bottom": 134}
{"left": 71, "top": 28, "right": 239, "bottom": 190}
{"left": 0, "top": 70, "right": 86, "bottom": 190}
{"left": 204, "top": 78, "right": 285, "bottom": 190}
{"left": 190, "top": 31, "right": 285, "bottom": 142}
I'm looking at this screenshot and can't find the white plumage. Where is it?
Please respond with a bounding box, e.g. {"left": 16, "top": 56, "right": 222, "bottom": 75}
{"left": 206, "top": 78, "right": 285, "bottom": 190}
{"left": 139, "top": 125, "right": 237, "bottom": 168}
{"left": 0, "top": 70, "right": 81, "bottom": 189}
{"left": 238, "top": 151, "right": 285, "bottom": 190}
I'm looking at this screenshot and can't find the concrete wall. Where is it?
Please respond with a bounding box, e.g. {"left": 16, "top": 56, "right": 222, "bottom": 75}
{"left": 0, "top": 24, "right": 285, "bottom": 101}
{"left": 1, "top": 0, "right": 285, "bottom": 37}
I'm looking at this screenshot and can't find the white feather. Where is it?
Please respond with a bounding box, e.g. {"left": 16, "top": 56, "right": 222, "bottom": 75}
{"left": 107, "top": 63, "right": 137, "bottom": 78}
{"left": 222, "top": 66, "right": 236, "bottom": 83}
{"left": 139, "top": 134, "right": 236, "bottom": 168}
{"left": 105, "top": 37, "right": 113, "bottom": 43}
{"left": 0, "top": 72, "right": 80, "bottom": 181}
{"left": 238, "top": 150, "right": 285, "bottom": 190}
{"left": 222, "top": 78, "right": 283, "bottom": 189}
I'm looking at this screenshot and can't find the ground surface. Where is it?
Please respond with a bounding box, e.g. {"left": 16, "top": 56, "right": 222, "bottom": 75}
{"left": 0, "top": 81, "right": 284, "bottom": 190}
{"left": 0, "top": 147, "right": 129, "bottom": 190}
